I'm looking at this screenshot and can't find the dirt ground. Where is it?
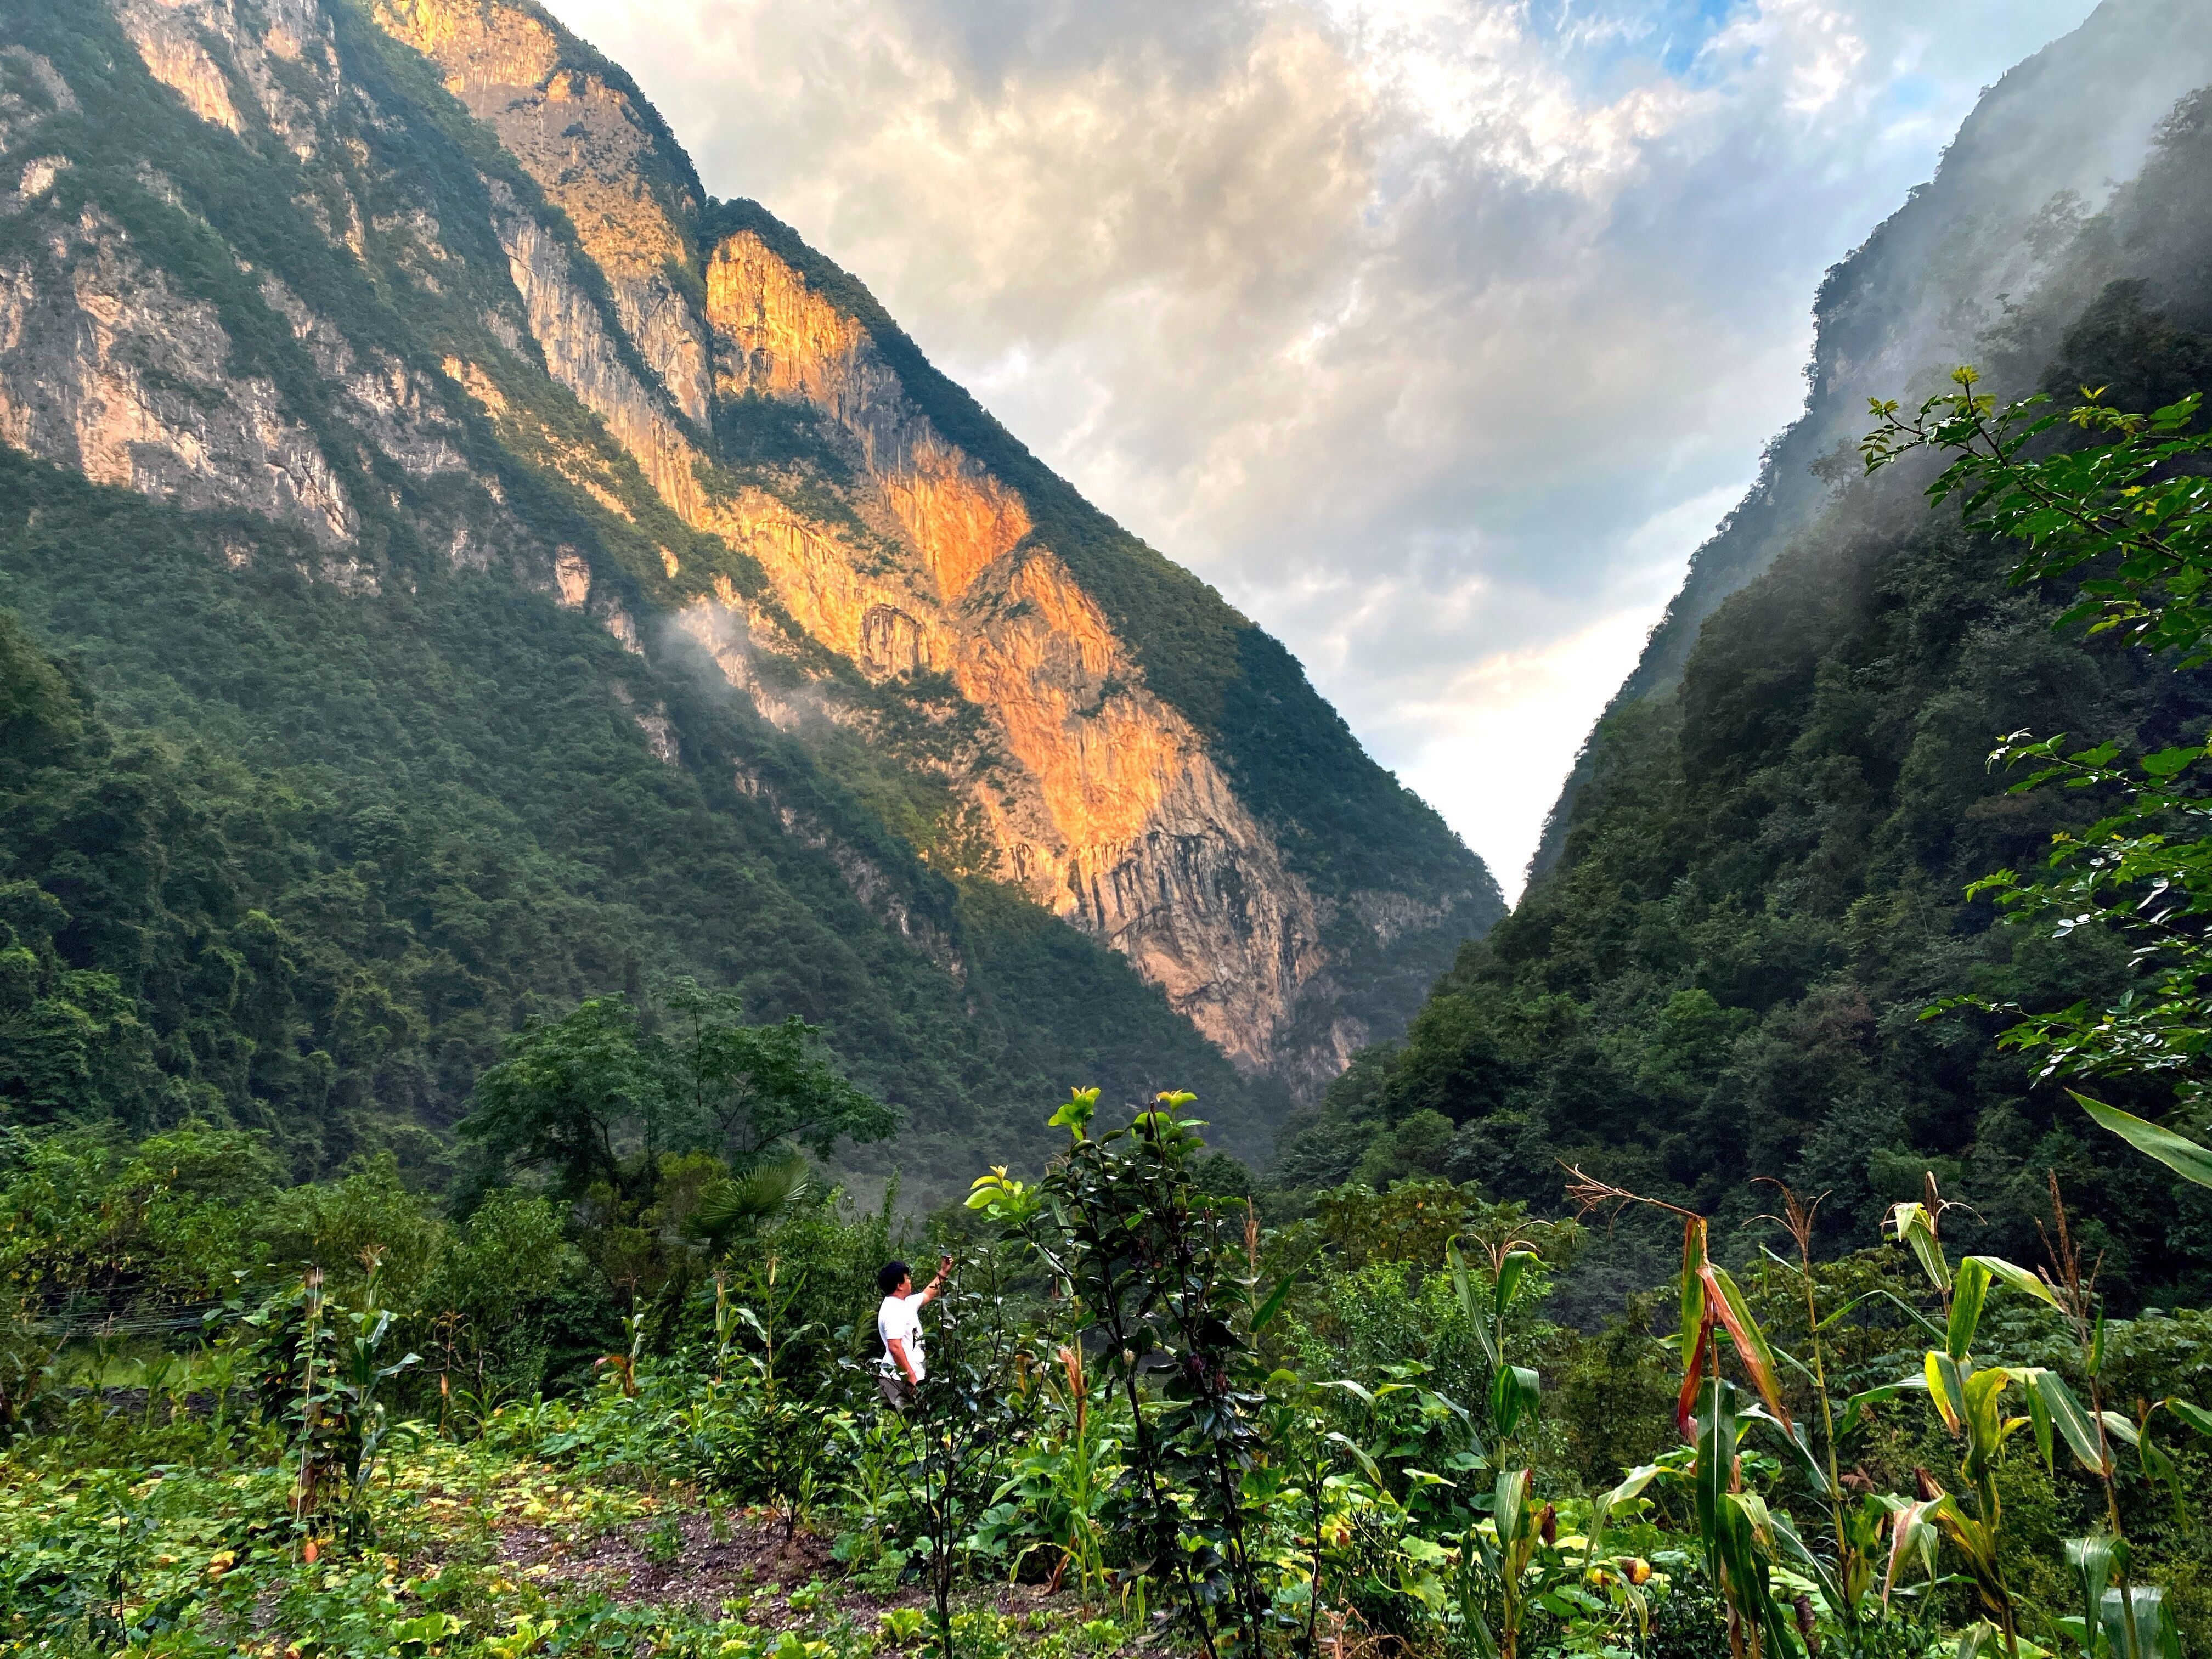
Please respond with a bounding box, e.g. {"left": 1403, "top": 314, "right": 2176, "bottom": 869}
{"left": 489, "top": 1506, "right": 1104, "bottom": 1632}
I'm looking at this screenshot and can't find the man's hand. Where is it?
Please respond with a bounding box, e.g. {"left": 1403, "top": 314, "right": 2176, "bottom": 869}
{"left": 918, "top": 1254, "right": 953, "bottom": 1306}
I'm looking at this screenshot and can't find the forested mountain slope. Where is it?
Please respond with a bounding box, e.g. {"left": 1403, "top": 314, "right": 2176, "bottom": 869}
{"left": 0, "top": 0, "right": 1499, "bottom": 1186}
{"left": 1531, "top": 0, "right": 2212, "bottom": 881}
{"left": 1274, "top": 59, "right": 2212, "bottom": 1312}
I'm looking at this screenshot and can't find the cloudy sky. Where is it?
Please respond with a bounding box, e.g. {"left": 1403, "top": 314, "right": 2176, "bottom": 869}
{"left": 546, "top": 0, "right": 2101, "bottom": 899}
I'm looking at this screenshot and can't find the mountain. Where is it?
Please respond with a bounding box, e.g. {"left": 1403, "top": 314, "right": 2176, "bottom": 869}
{"left": 1271, "top": 7, "right": 2212, "bottom": 1311}
{"left": 0, "top": 0, "right": 1499, "bottom": 1189}
{"left": 1530, "top": 0, "right": 2212, "bottom": 883}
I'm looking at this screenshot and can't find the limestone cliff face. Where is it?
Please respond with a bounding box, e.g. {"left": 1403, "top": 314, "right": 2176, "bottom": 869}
{"left": 697, "top": 230, "right": 1329, "bottom": 1066}
{"left": 372, "top": 0, "right": 713, "bottom": 426}
{"left": 0, "top": 198, "right": 359, "bottom": 548}
{"left": 0, "top": 0, "right": 1499, "bottom": 1096}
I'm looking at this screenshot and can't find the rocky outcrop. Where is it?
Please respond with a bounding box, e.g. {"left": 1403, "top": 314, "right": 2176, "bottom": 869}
{"left": 372, "top": 0, "right": 714, "bottom": 425}
{"left": 693, "top": 230, "right": 1339, "bottom": 1068}
{"left": 0, "top": 205, "right": 357, "bottom": 546}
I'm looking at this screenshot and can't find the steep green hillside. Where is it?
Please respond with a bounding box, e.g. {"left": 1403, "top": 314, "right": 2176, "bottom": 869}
{"left": 0, "top": 449, "right": 1257, "bottom": 1192}
{"left": 1530, "top": 0, "right": 2212, "bottom": 881}
{"left": 1274, "top": 84, "right": 2212, "bottom": 1313}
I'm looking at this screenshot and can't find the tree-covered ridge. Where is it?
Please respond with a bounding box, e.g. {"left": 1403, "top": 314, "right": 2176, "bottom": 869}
{"left": 1531, "top": 5, "right": 2212, "bottom": 881}
{"left": 1272, "top": 96, "right": 2212, "bottom": 1313}
{"left": 0, "top": 444, "right": 1261, "bottom": 1189}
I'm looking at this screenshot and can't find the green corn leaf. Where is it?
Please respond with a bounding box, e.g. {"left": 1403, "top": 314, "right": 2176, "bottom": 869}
{"left": 1926, "top": 1351, "right": 1969, "bottom": 1434}
{"left": 1837, "top": 1373, "right": 1927, "bottom": 1440}
{"left": 1492, "top": 1466, "right": 1531, "bottom": 1546}
{"left": 1449, "top": 1240, "right": 1500, "bottom": 1369}
{"left": 1739, "top": 1404, "right": 1833, "bottom": 1498}
{"left": 2028, "top": 1376, "right": 2056, "bottom": 1474}
{"left": 2102, "top": 1586, "right": 2183, "bottom": 1659}
{"left": 2138, "top": 1427, "right": 2185, "bottom": 1519}
{"left": 1948, "top": 1257, "right": 1990, "bottom": 1359}
{"left": 1325, "top": 1430, "right": 1387, "bottom": 1491}
{"left": 1252, "top": 1270, "right": 1300, "bottom": 1333}
{"left": 2162, "top": 1397, "right": 2212, "bottom": 1436}
{"left": 2032, "top": 1369, "right": 2111, "bottom": 1475}
{"left": 1766, "top": 1502, "right": 1847, "bottom": 1616}
{"left": 1815, "top": 1287, "right": 1946, "bottom": 1344}
{"left": 1888, "top": 1201, "right": 1953, "bottom": 1293}
{"left": 1494, "top": 1250, "right": 1537, "bottom": 1324}
{"left": 2073, "top": 1093, "right": 2212, "bottom": 1188}
{"left": 1586, "top": 1463, "right": 1669, "bottom": 1565}
{"left": 1490, "top": 1364, "right": 1541, "bottom": 1441}
{"left": 1961, "top": 1255, "right": 2058, "bottom": 1311}
{"left": 2067, "top": 1535, "right": 2118, "bottom": 1659}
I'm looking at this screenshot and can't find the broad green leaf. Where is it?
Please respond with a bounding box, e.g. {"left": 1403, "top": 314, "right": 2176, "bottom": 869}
{"left": 2138, "top": 747, "right": 2201, "bottom": 777}
{"left": 2032, "top": 1370, "right": 2111, "bottom": 1475}
{"left": 1047, "top": 1087, "right": 1099, "bottom": 1139}
{"left": 1948, "top": 1257, "right": 1990, "bottom": 1359}
{"left": 1252, "top": 1270, "right": 1300, "bottom": 1333}
{"left": 2073, "top": 1093, "right": 2212, "bottom": 1188}
{"left": 1961, "top": 1255, "right": 2059, "bottom": 1311}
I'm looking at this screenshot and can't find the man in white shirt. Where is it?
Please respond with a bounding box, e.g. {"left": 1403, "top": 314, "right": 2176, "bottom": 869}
{"left": 876, "top": 1253, "right": 952, "bottom": 1409}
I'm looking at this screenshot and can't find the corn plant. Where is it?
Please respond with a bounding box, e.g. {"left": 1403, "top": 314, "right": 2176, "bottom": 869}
{"left": 715, "top": 1255, "right": 840, "bottom": 1539}
{"left": 984, "top": 1342, "right": 1122, "bottom": 1602}
{"left": 1567, "top": 1170, "right": 1838, "bottom": 1659}
{"left": 269, "top": 1250, "right": 421, "bottom": 1548}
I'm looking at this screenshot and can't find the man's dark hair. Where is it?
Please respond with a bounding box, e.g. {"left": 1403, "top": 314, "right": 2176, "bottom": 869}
{"left": 877, "top": 1260, "right": 910, "bottom": 1296}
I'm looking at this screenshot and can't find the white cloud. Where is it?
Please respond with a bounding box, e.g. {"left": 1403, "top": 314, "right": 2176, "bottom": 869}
{"left": 546, "top": 0, "right": 2100, "bottom": 898}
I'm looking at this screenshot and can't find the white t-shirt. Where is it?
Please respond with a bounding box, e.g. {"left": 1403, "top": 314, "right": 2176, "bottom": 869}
{"left": 878, "top": 1293, "right": 927, "bottom": 1380}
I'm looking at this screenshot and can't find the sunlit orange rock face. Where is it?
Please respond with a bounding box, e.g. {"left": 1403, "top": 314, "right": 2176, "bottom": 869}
{"left": 353, "top": 1, "right": 1342, "bottom": 1070}
{"left": 698, "top": 232, "right": 1326, "bottom": 1070}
